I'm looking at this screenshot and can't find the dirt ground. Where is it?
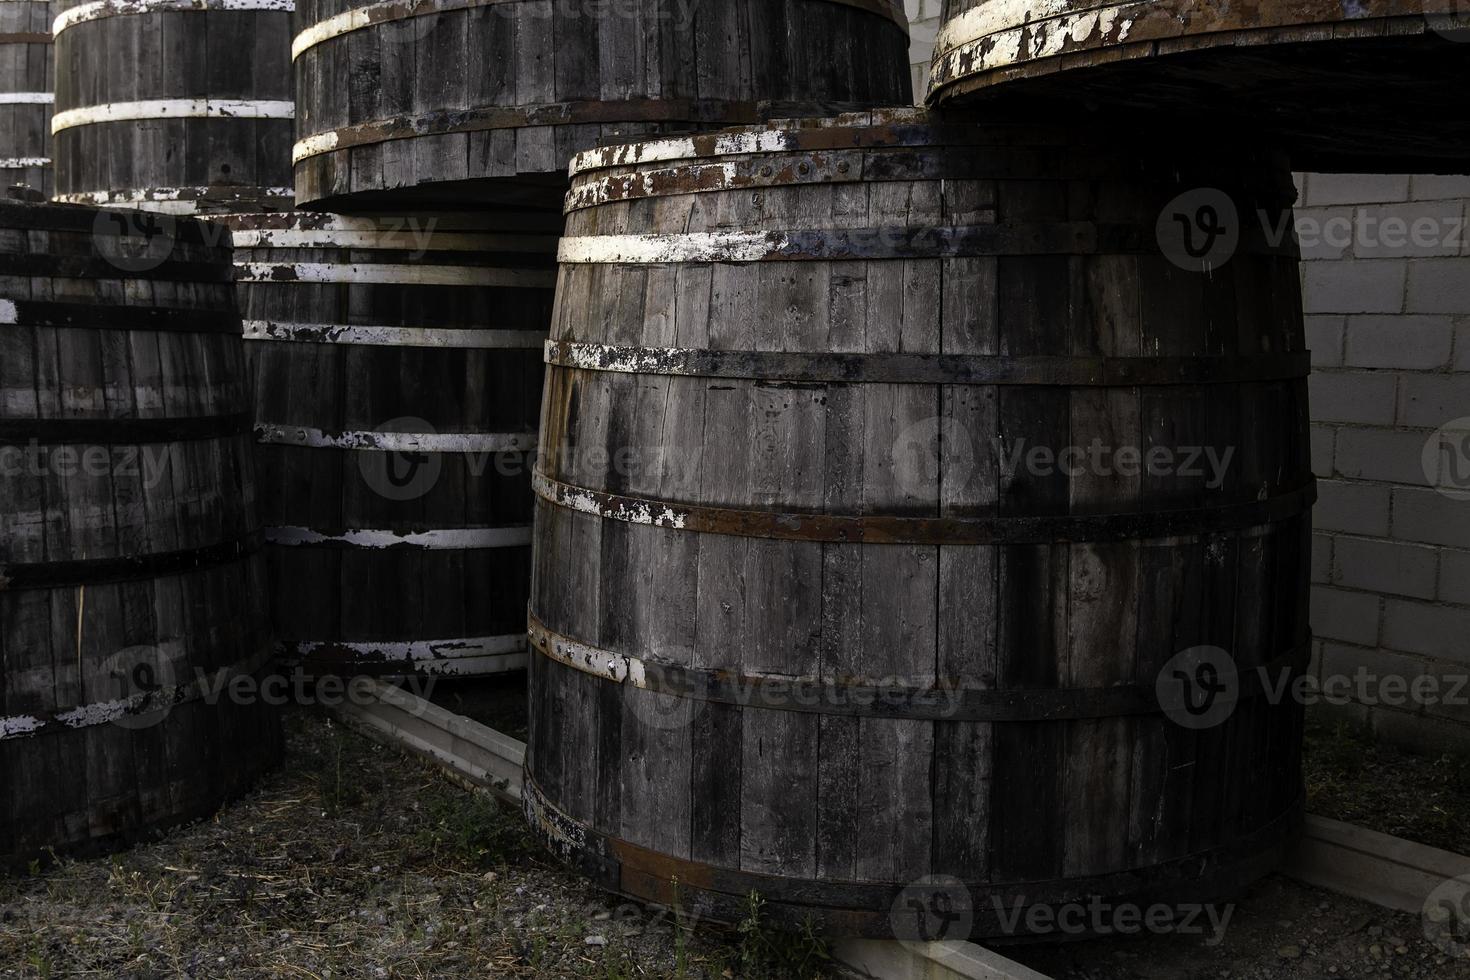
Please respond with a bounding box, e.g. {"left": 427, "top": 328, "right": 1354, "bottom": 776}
{"left": 2, "top": 704, "right": 1468, "bottom": 979}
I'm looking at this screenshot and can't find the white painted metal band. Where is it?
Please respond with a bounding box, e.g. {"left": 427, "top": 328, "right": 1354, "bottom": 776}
{"left": 559, "top": 232, "right": 777, "bottom": 265}
{"left": 230, "top": 228, "right": 557, "bottom": 251}
{"left": 0, "top": 92, "right": 52, "bottom": 104}
{"left": 527, "top": 615, "right": 647, "bottom": 689}
{"left": 52, "top": 98, "right": 295, "bottom": 134}
{"left": 255, "top": 422, "right": 537, "bottom": 453}
{"left": 282, "top": 633, "right": 528, "bottom": 662}
{"left": 54, "top": 0, "right": 293, "bottom": 34}
{"left": 0, "top": 156, "right": 50, "bottom": 167}
{"left": 569, "top": 131, "right": 818, "bottom": 177}
{"left": 242, "top": 320, "right": 546, "bottom": 349}
{"left": 266, "top": 525, "right": 533, "bottom": 550}
{"left": 237, "top": 262, "right": 555, "bottom": 288}
{"left": 292, "top": 0, "right": 903, "bottom": 60}
{"left": 52, "top": 186, "right": 294, "bottom": 214}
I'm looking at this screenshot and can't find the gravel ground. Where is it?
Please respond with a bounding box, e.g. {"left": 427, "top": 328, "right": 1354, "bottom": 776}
{"left": 2, "top": 706, "right": 1467, "bottom": 979}
{"left": 0, "top": 711, "right": 833, "bottom": 980}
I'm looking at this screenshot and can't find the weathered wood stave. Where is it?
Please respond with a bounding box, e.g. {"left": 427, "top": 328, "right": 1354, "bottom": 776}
{"left": 0, "top": 0, "right": 51, "bottom": 197}
{"left": 524, "top": 109, "right": 1313, "bottom": 939}
{"left": 226, "top": 211, "right": 559, "bottom": 677}
{"left": 51, "top": 0, "right": 294, "bottom": 214}
{"left": 0, "top": 200, "right": 281, "bottom": 869}
{"left": 291, "top": 0, "right": 914, "bottom": 210}
{"left": 927, "top": 0, "right": 1470, "bottom": 173}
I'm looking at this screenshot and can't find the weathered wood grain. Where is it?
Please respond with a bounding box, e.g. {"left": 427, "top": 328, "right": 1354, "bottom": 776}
{"left": 0, "top": 199, "right": 281, "bottom": 871}
{"left": 524, "top": 108, "right": 1313, "bottom": 940}
{"left": 0, "top": 1, "right": 51, "bottom": 196}
{"left": 292, "top": 0, "right": 914, "bottom": 209}
{"left": 225, "top": 211, "right": 559, "bottom": 677}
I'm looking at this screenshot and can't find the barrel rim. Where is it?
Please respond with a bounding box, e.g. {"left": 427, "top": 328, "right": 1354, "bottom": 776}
{"left": 0, "top": 198, "right": 232, "bottom": 248}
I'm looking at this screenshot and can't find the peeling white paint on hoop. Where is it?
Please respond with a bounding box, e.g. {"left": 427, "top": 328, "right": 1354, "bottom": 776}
{"left": 287, "top": 634, "right": 528, "bottom": 661}
{"left": 568, "top": 131, "right": 801, "bottom": 176}
{"left": 51, "top": 98, "right": 294, "bottom": 134}
{"left": 229, "top": 228, "right": 556, "bottom": 251}
{"left": 558, "top": 231, "right": 779, "bottom": 265}
{"left": 265, "top": 526, "right": 533, "bottom": 550}
{"left": 291, "top": 128, "right": 338, "bottom": 163}
{"left": 242, "top": 320, "right": 545, "bottom": 349}
{"left": 254, "top": 422, "right": 537, "bottom": 453}
{"left": 53, "top": 0, "right": 293, "bottom": 35}
{"left": 531, "top": 472, "right": 690, "bottom": 530}
{"left": 290, "top": 0, "right": 511, "bottom": 59}
{"left": 53, "top": 186, "right": 294, "bottom": 214}
{"left": 236, "top": 261, "right": 555, "bottom": 287}
{"left": 0, "top": 92, "right": 51, "bottom": 104}
{"left": 0, "top": 156, "right": 50, "bottom": 167}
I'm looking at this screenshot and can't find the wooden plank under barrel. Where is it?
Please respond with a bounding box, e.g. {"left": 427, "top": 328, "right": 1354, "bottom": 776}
{"left": 51, "top": 0, "right": 294, "bottom": 213}
{"left": 524, "top": 108, "right": 1314, "bottom": 939}
{"left": 224, "top": 211, "right": 559, "bottom": 676}
{"left": 0, "top": 0, "right": 52, "bottom": 197}
{"left": 927, "top": 0, "right": 1470, "bottom": 173}
{"left": 290, "top": 0, "right": 915, "bottom": 211}
{"left": 0, "top": 200, "right": 281, "bottom": 868}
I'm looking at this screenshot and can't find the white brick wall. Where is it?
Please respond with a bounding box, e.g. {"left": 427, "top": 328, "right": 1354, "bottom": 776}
{"left": 1297, "top": 172, "right": 1470, "bottom": 753}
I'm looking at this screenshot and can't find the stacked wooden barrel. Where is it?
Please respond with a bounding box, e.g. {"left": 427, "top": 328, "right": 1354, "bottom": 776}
{"left": 224, "top": 211, "right": 558, "bottom": 676}
{"left": 0, "top": 0, "right": 51, "bottom": 196}
{"left": 524, "top": 108, "right": 1313, "bottom": 939}
{"left": 291, "top": 0, "right": 915, "bottom": 210}
{"left": 928, "top": 0, "right": 1470, "bottom": 173}
{"left": 0, "top": 199, "right": 281, "bottom": 868}
{"left": 51, "top": 0, "right": 294, "bottom": 213}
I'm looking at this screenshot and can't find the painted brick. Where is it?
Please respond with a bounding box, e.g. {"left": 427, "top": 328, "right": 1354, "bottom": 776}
{"left": 1332, "top": 536, "right": 1440, "bottom": 599}
{"left": 1372, "top": 706, "right": 1470, "bottom": 756}
{"left": 1391, "top": 487, "right": 1470, "bottom": 548}
{"left": 1418, "top": 661, "right": 1470, "bottom": 725}
{"left": 1347, "top": 202, "right": 1467, "bottom": 260}
{"left": 1310, "top": 585, "right": 1382, "bottom": 646}
{"left": 1306, "top": 316, "right": 1345, "bottom": 368}
{"left": 1441, "top": 549, "right": 1470, "bottom": 604}
{"left": 1411, "top": 174, "right": 1470, "bottom": 200}
{"left": 1302, "top": 260, "right": 1406, "bottom": 314}
{"left": 1344, "top": 315, "right": 1455, "bottom": 370}
{"left": 1319, "top": 642, "right": 1426, "bottom": 698}
{"left": 1333, "top": 427, "right": 1433, "bottom": 485}
{"left": 1305, "top": 174, "right": 1411, "bottom": 207}
{"left": 1312, "top": 532, "right": 1333, "bottom": 583}
{"left": 1315, "top": 479, "right": 1391, "bottom": 536}
{"left": 1310, "top": 425, "right": 1335, "bottom": 478}
{"left": 1382, "top": 598, "right": 1470, "bottom": 665}
{"left": 1292, "top": 207, "right": 1356, "bottom": 262}
{"left": 1309, "top": 372, "right": 1397, "bottom": 425}
{"left": 1396, "top": 374, "right": 1470, "bottom": 429}
{"left": 1408, "top": 259, "right": 1470, "bottom": 315}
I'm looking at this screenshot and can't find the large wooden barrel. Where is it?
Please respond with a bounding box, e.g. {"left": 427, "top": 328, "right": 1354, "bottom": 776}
{"left": 291, "top": 0, "right": 914, "bottom": 211}
{"left": 226, "top": 211, "right": 558, "bottom": 676}
{"left": 0, "top": 200, "right": 281, "bottom": 868}
{"left": 51, "top": 0, "right": 294, "bottom": 214}
{"left": 0, "top": 0, "right": 51, "bottom": 196}
{"left": 927, "top": 0, "right": 1470, "bottom": 173}
{"left": 524, "top": 109, "right": 1314, "bottom": 939}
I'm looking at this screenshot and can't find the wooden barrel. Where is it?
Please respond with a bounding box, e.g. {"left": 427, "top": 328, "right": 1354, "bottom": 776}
{"left": 0, "top": 200, "right": 281, "bottom": 869}
{"left": 0, "top": 0, "right": 51, "bottom": 197}
{"left": 226, "top": 211, "right": 559, "bottom": 677}
{"left": 927, "top": 0, "right": 1470, "bottom": 173}
{"left": 524, "top": 109, "right": 1314, "bottom": 939}
{"left": 51, "top": 0, "right": 294, "bottom": 214}
{"left": 291, "top": 0, "right": 914, "bottom": 211}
